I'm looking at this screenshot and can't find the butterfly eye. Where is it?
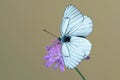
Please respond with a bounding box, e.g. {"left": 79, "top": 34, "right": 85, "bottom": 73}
{"left": 58, "top": 37, "right": 61, "bottom": 41}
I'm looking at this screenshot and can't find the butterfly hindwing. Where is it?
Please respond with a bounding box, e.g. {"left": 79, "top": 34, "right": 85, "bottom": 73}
{"left": 61, "top": 36, "right": 92, "bottom": 69}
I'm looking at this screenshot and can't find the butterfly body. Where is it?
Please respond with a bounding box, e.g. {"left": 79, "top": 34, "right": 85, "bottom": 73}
{"left": 59, "top": 36, "right": 71, "bottom": 42}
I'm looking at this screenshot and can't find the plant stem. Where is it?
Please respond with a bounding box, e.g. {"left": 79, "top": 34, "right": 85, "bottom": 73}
{"left": 75, "top": 67, "right": 86, "bottom": 80}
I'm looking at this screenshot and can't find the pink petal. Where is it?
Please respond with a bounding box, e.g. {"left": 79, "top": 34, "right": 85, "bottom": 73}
{"left": 53, "top": 62, "right": 59, "bottom": 70}
{"left": 45, "top": 62, "right": 53, "bottom": 67}
{"left": 60, "top": 64, "right": 65, "bottom": 72}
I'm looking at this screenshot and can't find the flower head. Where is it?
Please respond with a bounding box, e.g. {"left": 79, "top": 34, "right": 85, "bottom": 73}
{"left": 44, "top": 39, "right": 65, "bottom": 72}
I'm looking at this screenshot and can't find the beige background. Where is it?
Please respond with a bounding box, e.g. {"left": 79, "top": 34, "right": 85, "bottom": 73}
{"left": 0, "top": 0, "right": 120, "bottom": 80}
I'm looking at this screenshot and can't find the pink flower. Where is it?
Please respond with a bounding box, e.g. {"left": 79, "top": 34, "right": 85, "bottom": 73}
{"left": 44, "top": 39, "right": 65, "bottom": 72}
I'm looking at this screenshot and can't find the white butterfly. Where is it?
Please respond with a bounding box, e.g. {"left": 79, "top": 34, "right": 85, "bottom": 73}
{"left": 59, "top": 4, "right": 93, "bottom": 69}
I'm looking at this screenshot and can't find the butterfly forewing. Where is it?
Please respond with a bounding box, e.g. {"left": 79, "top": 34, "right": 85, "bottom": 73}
{"left": 61, "top": 4, "right": 93, "bottom": 37}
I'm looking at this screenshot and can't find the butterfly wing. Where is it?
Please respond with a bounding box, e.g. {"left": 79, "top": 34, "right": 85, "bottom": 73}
{"left": 61, "top": 36, "right": 92, "bottom": 69}
{"left": 61, "top": 4, "right": 93, "bottom": 69}
{"left": 61, "top": 4, "right": 93, "bottom": 37}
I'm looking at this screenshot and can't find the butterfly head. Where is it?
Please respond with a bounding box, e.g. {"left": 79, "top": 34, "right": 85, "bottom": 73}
{"left": 58, "top": 36, "right": 70, "bottom": 42}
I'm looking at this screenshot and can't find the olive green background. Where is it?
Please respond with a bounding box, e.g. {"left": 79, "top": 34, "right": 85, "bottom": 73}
{"left": 0, "top": 0, "right": 120, "bottom": 80}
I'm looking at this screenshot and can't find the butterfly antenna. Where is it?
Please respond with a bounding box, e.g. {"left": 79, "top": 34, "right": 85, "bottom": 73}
{"left": 43, "top": 29, "right": 58, "bottom": 38}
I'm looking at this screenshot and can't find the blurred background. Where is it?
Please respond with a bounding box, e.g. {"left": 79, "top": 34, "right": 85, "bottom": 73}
{"left": 0, "top": 0, "right": 120, "bottom": 80}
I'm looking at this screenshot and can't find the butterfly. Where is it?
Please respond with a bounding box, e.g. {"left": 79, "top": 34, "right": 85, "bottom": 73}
{"left": 58, "top": 4, "right": 93, "bottom": 69}
{"left": 44, "top": 4, "right": 93, "bottom": 69}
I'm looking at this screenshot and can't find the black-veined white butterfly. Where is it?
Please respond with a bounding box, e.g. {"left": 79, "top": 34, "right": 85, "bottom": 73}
{"left": 44, "top": 4, "right": 93, "bottom": 69}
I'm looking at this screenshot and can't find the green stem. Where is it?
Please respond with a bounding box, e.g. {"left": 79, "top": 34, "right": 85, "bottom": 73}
{"left": 75, "top": 67, "right": 86, "bottom": 80}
